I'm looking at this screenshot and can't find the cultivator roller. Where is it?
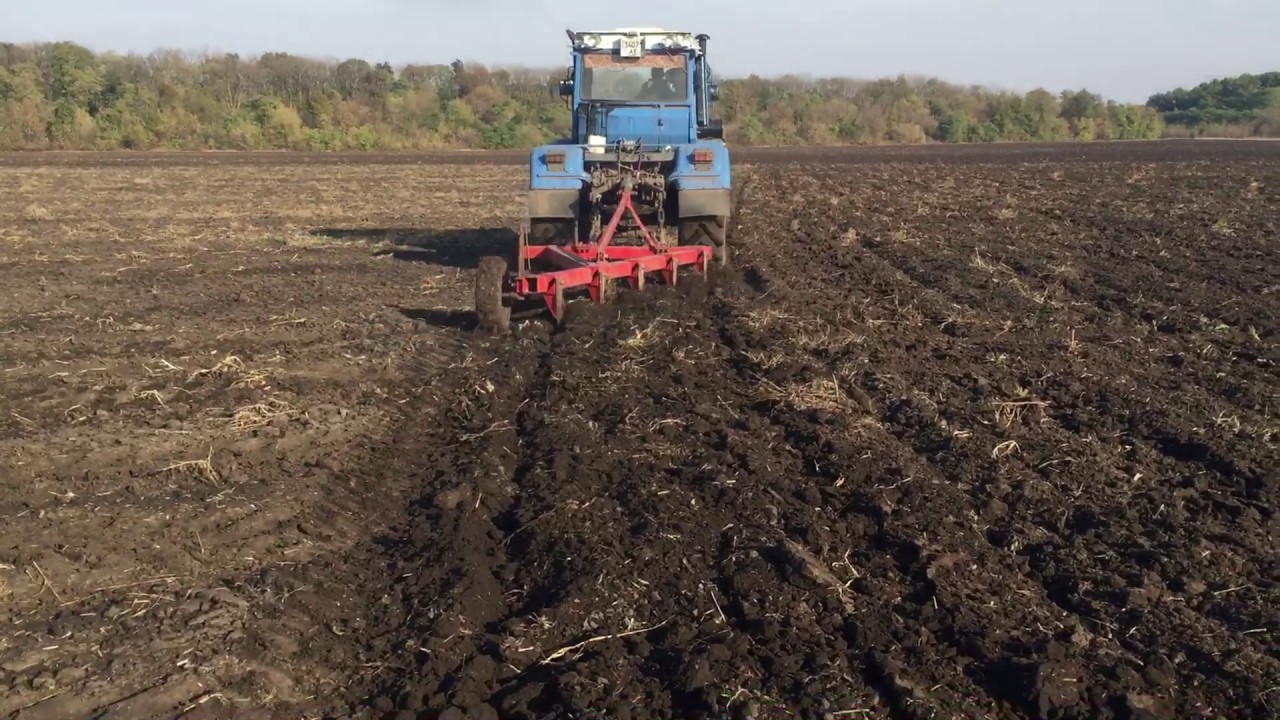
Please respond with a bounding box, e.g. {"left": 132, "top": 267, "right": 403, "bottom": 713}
{"left": 474, "top": 176, "right": 714, "bottom": 333}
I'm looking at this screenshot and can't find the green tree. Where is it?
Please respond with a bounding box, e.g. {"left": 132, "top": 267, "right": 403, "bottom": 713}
{"left": 938, "top": 112, "right": 977, "bottom": 142}
{"left": 42, "top": 42, "right": 102, "bottom": 107}
{"left": 0, "top": 62, "right": 50, "bottom": 147}
{"left": 1148, "top": 72, "right": 1280, "bottom": 130}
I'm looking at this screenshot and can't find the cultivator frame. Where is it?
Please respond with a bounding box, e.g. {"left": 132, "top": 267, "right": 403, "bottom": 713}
{"left": 474, "top": 174, "right": 714, "bottom": 333}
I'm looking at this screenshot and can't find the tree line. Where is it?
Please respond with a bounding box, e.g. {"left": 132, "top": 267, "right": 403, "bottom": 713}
{"left": 0, "top": 41, "right": 1271, "bottom": 151}
{"left": 1147, "top": 72, "right": 1280, "bottom": 138}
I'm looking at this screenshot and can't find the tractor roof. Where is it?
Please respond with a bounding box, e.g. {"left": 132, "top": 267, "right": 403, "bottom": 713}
{"left": 566, "top": 28, "right": 703, "bottom": 55}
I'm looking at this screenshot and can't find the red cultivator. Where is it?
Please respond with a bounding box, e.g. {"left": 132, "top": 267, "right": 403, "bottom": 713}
{"left": 474, "top": 182, "right": 714, "bottom": 333}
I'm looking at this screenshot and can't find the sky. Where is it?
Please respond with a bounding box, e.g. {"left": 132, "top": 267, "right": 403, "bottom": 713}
{"left": 2, "top": 0, "right": 1277, "bottom": 102}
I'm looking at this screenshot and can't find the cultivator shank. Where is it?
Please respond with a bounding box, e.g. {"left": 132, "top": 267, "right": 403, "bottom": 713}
{"left": 475, "top": 174, "right": 713, "bottom": 332}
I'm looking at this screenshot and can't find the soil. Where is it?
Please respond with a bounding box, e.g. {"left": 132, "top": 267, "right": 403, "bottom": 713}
{"left": 0, "top": 139, "right": 1273, "bottom": 168}
{"left": 0, "top": 140, "right": 1276, "bottom": 720}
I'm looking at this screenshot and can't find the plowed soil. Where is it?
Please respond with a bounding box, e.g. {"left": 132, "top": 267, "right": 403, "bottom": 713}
{"left": 0, "top": 141, "right": 1276, "bottom": 720}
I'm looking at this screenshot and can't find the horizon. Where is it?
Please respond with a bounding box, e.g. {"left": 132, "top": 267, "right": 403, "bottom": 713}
{"left": 4, "top": 0, "right": 1278, "bottom": 103}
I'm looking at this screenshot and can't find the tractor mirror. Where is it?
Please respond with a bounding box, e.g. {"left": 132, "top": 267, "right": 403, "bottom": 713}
{"left": 708, "top": 83, "right": 720, "bottom": 102}
{"left": 558, "top": 80, "right": 574, "bottom": 97}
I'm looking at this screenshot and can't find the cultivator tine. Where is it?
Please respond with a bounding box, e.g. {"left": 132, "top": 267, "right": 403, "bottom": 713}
{"left": 517, "top": 222, "right": 529, "bottom": 274}
{"left": 661, "top": 257, "right": 678, "bottom": 288}
{"left": 546, "top": 282, "right": 566, "bottom": 324}
{"left": 588, "top": 269, "right": 612, "bottom": 304}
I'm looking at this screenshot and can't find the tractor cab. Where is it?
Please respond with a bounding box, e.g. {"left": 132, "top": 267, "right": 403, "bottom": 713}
{"left": 524, "top": 27, "right": 731, "bottom": 267}
{"left": 557, "top": 28, "right": 723, "bottom": 148}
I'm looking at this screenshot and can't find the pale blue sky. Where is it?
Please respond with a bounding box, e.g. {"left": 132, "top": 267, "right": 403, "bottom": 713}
{"left": 3, "top": 0, "right": 1276, "bottom": 102}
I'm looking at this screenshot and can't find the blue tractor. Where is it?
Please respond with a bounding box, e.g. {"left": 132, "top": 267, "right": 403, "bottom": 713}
{"left": 474, "top": 28, "right": 730, "bottom": 332}
{"left": 531, "top": 28, "right": 731, "bottom": 262}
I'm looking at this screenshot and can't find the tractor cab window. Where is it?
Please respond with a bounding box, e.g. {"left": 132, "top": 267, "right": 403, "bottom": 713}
{"left": 581, "top": 54, "right": 689, "bottom": 103}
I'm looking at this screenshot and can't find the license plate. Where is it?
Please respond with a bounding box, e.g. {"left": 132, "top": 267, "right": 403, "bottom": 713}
{"left": 620, "top": 37, "right": 643, "bottom": 57}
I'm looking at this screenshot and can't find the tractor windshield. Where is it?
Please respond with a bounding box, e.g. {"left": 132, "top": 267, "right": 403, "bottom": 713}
{"left": 581, "top": 54, "right": 689, "bottom": 103}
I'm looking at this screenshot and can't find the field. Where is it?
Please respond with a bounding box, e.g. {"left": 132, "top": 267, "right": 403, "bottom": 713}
{"left": 0, "top": 141, "right": 1275, "bottom": 720}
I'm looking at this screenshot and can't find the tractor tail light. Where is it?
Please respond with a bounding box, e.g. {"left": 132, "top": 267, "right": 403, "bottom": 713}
{"left": 692, "top": 150, "right": 713, "bottom": 168}
{"left": 545, "top": 152, "right": 566, "bottom": 170}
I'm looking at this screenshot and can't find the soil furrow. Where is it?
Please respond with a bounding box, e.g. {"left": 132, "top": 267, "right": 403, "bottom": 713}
{"left": 2, "top": 142, "right": 1277, "bottom": 720}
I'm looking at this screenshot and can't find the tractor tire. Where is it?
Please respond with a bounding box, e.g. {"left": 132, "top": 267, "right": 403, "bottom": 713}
{"left": 679, "top": 216, "right": 729, "bottom": 267}
{"left": 475, "top": 255, "right": 511, "bottom": 335}
{"left": 529, "top": 219, "right": 575, "bottom": 246}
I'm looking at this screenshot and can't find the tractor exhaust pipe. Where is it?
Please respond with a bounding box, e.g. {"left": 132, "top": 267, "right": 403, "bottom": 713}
{"left": 695, "top": 34, "right": 710, "bottom": 128}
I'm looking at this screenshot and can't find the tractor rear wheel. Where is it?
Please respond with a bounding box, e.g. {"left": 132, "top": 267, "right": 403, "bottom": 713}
{"left": 529, "top": 219, "right": 576, "bottom": 246}
{"left": 679, "top": 216, "right": 729, "bottom": 267}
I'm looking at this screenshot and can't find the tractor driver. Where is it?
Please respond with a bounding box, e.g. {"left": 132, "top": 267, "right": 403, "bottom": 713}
{"left": 640, "top": 67, "right": 681, "bottom": 101}
{"left": 665, "top": 67, "right": 687, "bottom": 98}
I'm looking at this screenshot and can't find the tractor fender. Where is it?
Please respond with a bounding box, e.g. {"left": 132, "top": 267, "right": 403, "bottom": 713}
{"left": 529, "top": 144, "right": 589, "bottom": 219}
{"left": 529, "top": 144, "right": 590, "bottom": 191}
{"left": 675, "top": 187, "right": 732, "bottom": 218}
{"left": 669, "top": 141, "right": 731, "bottom": 218}
{"left": 528, "top": 189, "right": 580, "bottom": 219}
